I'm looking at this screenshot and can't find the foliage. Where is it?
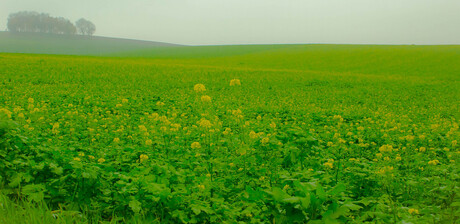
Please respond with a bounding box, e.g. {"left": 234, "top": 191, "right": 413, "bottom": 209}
{"left": 76, "top": 18, "right": 96, "bottom": 36}
{"left": 0, "top": 46, "right": 459, "bottom": 223}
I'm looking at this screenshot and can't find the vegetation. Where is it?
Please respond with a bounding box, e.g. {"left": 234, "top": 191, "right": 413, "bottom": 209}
{"left": 7, "top": 11, "right": 95, "bottom": 36}
{"left": 0, "top": 31, "right": 179, "bottom": 55}
{"left": 0, "top": 45, "right": 459, "bottom": 223}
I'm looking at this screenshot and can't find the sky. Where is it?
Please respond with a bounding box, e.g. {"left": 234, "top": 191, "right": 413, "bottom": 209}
{"left": 1, "top": 0, "right": 459, "bottom": 45}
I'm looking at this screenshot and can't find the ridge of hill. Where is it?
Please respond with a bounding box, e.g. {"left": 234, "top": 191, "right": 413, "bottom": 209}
{"left": 0, "top": 31, "right": 181, "bottom": 55}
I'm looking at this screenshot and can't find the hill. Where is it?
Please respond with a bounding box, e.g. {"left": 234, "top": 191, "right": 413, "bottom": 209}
{"left": 0, "top": 31, "right": 180, "bottom": 55}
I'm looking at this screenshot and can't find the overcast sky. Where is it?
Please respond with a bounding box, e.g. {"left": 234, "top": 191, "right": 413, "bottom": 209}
{"left": 1, "top": 0, "right": 459, "bottom": 45}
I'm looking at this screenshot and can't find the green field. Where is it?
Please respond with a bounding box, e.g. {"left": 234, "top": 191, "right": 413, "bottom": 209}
{"left": 0, "top": 44, "right": 459, "bottom": 223}
{"left": 0, "top": 32, "right": 179, "bottom": 55}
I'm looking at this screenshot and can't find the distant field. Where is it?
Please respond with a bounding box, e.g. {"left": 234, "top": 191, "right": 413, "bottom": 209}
{"left": 0, "top": 31, "right": 179, "bottom": 55}
{"left": 0, "top": 45, "right": 459, "bottom": 223}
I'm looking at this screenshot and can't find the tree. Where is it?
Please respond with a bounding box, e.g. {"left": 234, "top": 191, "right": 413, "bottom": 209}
{"left": 76, "top": 18, "right": 96, "bottom": 36}
{"left": 7, "top": 11, "right": 76, "bottom": 35}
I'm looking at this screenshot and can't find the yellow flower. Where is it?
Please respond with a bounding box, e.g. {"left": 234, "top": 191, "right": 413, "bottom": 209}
{"left": 139, "top": 125, "right": 148, "bottom": 132}
{"left": 428, "top": 159, "right": 439, "bottom": 165}
{"left": 229, "top": 79, "right": 241, "bottom": 86}
{"left": 145, "top": 139, "right": 153, "bottom": 146}
{"left": 122, "top": 98, "right": 129, "bottom": 103}
{"left": 379, "top": 144, "right": 393, "bottom": 153}
{"left": 28, "top": 98, "right": 34, "bottom": 104}
{"left": 78, "top": 152, "right": 85, "bottom": 157}
{"left": 116, "top": 104, "right": 123, "bottom": 107}
{"left": 0, "top": 108, "right": 12, "bottom": 118}
{"left": 198, "top": 184, "right": 205, "bottom": 190}
{"left": 419, "top": 147, "right": 426, "bottom": 152}
{"left": 261, "top": 137, "right": 269, "bottom": 144}
{"left": 98, "top": 158, "right": 106, "bottom": 163}
{"left": 198, "top": 119, "right": 212, "bottom": 128}
{"left": 408, "top": 208, "right": 419, "bottom": 215}
{"left": 191, "top": 142, "right": 201, "bottom": 149}
{"left": 229, "top": 163, "right": 235, "bottom": 167}
{"left": 156, "top": 101, "right": 165, "bottom": 106}
{"left": 206, "top": 173, "right": 211, "bottom": 178}
{"left": 194, "top": 84, "right": 206, "bottom": 92}
{"left": 283, "top": 185, "right": 290, "bottom": 191}
{"left": 140, "top": 154, "right": 149, "bottom": 162}
{"left": 327, "top": 142, "right": 334, "bottom": 147}
{"left": 249, "top": 131, "right": 258, "bottom": 139}
{"left": 73, "top": 157, "right": 81, "bottom": 162}
{"left": 113, "top": 138, "right": 120, "bottom": 143}
{"left": 201, "top": 95, "right": 211, "bottom": 103}
{"left": 88, "top": 155, "right": 95, "bottom": 160}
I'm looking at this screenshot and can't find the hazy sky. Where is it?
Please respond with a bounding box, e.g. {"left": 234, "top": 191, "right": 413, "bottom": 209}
{"left": 1, "top": 0, "right": 459, "bottom": 45}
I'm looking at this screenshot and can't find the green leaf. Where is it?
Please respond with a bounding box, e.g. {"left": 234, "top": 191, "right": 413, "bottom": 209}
{"left": 282, "top": 197, "right": 301, "bottom": 204}
{"left": 328, "top": 183, "right": 346, "bottom": 196}
{"left": 342, "top": 202, "right": 362, "bottom": 211}
{"left": 265, "top": 187, "right": 288, "bottom": 202}
{"left": 129, "top": 199, "right": 142, "bottom": 213}
{"left": 8, "top": 173, "right": 23, "bottom": 188}
{"left": 191, "top": 205, "right": 201, "bottom": 215}
{"left": 300, "top": 196, "right": 311, "bottom": 210}
{"left": 316, "top": 184, "right": 326, "bottom": 201}
{"left": 22, "top": 184, "right": 45, "bottom": 202}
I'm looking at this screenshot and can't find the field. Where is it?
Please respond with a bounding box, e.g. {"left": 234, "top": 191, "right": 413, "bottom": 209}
{"left": 0, "top": 45, "right": 459, "bottom": 223}
{"left": 0, "top": 32, "right": 179, "bottom": 55}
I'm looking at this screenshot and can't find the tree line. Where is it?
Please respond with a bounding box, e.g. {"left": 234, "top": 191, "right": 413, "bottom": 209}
{"left": 7, "top": 11, "right": 96, "bottom": 36}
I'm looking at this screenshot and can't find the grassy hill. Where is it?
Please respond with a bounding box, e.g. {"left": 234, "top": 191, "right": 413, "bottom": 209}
{"left": 0, "top": 31, "right": 180, "bottom": 55}
{"left": 116, "top": 44, "right": 460, "bottom": 78}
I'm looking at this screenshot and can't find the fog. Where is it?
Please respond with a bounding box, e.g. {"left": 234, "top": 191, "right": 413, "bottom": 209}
{"left": 1, "top": 0, "right": 459, "bottom": 45}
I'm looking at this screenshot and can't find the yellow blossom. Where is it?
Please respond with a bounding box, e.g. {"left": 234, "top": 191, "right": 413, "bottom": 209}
{"left": 201, "top": 95, "right": 211, "bottom": 103}
{"left": 428, "top": 159, "right": 439, "bottom": 165}
{"left": 98, "top": 158, "right": 106, "bottom": 163}
{"left": 140, "top": 154, "right": 149, "bottom": 162}
{"left": 145, "top": 139, "right": 153, "bottom": 146}
{"left": 408, "top": 208, "right": 419, "bottom": 215}
{"left": 261, "top": 137, "right": 269, "bottom": 144}
{"left": 379, "top": 144, "right": 393, "bottom": 153}
{"left": 191, "top": 142, "right": 201, "bottom": 149}
{"left": 194, "top": 84, "right": 206, "bottom": 92}
{"left": 73, "top": 157, "right": 81, "bottom": 161}
{"left": 78, "top": 152, "right": 85, "bottom": 157}
{"left": 229, "top": 79, "right": 241, "bottom": 86}
{"left": 113, "top": 138, "right": 120, "bottom": 143}
{"left": 198, "top": 119, "right": 212, "bottom": 128}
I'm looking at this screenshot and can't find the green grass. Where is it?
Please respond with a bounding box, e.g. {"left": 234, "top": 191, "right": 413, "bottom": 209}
{"left": 0, "top": 44, "right": 459, "bottom": 223}
{"left": 0, "top": 31, "right": 180, "bottom": 55}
